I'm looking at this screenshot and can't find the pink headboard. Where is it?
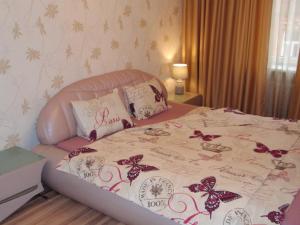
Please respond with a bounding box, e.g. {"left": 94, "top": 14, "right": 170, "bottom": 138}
{"left": 36, "top": 69, "right": 167, "bottom": 145}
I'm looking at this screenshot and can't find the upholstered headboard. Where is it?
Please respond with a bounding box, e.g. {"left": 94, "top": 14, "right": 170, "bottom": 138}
{"left": 36, "top": 69, "right": 167, "bottom": 145}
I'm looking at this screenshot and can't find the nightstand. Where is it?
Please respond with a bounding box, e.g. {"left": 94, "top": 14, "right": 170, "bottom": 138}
{"left": 0, "top": 146, "right": 46, "bottom": 222}
{"left": 168, "top": 92, "right": 203, "bottom": 106}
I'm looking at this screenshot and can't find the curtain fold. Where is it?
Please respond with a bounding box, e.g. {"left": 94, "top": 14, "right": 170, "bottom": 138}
{"left": 288, "top": 55, "right": 300, "bottom": 119}
{"left": 182, "top": 0, "right": 273, "bottom": 115}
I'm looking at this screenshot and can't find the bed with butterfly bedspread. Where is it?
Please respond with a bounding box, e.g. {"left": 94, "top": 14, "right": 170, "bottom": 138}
{"left": 34, "top": 70, "right": 300, "bottom": 225}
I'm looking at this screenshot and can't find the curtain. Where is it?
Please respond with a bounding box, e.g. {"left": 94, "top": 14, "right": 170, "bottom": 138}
{"left": 265, "top": 0, "right": 300, "bottom": 118}
{"left": 182, "top": 0, "right": 273, "bottom": 115}
{"left": 288, "top": 54, "right": 300, "bottom": 119}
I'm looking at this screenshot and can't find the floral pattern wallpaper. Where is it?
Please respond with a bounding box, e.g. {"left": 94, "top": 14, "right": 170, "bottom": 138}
{"left": 0, "top": 0, "right": 182, "bottom": 150}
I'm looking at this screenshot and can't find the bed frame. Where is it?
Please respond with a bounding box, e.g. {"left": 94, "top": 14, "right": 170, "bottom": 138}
{"left": 34, "top": 69, "right": 176, "bottom": 225}
{"left": 34, "top": 69, "right": 299, "bottom": 225}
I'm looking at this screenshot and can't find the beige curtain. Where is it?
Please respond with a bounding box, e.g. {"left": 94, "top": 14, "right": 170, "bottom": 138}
{"left": 182, "top": 0, "right": 273, "bottom": 115}
{"left": 288, "top": 56, "right": 300, "bottom": 119}
{"left": 265, "top": 0, "right": 300, "bottom": 118}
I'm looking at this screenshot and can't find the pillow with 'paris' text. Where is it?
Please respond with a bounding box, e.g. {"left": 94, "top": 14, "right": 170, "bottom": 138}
{"left": 71, "top": 89, "right": 133, "bottom": 141}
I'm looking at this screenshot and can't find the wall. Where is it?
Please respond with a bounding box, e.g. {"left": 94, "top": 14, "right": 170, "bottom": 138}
{"left": 0, "top": 0, "right": 182, "bottom": 150}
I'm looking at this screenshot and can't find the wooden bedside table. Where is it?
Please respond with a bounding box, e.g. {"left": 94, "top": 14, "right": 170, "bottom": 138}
{"left": 0, "top": 146, "right": 46, "bottom": 222}
{"left": 168, "top": 92, "right": 203, "bottom": 106}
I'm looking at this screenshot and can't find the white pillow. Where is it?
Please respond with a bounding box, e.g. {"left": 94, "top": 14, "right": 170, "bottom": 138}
{"left": 123, "top": 79, "right": 168, "bottom": 120}
{"left": 71, "top": 89, "right": 133, "bottom": 141}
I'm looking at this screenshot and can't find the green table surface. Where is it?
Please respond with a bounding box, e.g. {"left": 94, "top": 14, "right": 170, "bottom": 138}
{"left": 0, "top": 146, "right": 44, "bottom": 175}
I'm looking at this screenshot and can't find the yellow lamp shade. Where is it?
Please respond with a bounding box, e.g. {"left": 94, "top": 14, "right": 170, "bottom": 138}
{"left": 172, "top": 64, "right": 188, "bottom": 80}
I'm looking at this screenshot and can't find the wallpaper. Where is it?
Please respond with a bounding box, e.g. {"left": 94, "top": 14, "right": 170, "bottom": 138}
{"left": 0, "top": 0, "right": 182, "bottom": 150}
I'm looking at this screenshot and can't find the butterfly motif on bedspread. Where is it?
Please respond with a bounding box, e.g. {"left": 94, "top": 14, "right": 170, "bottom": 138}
{"left": 254, "top": 142, "right": 288, "bottom": 158}
{"left": 189, "top": 130, "right": 221, "bottom": 141}
{"left": 272, "top": 159, "right": 296, "bottom": 170}
{"left": 186, "top": 176, "right": 241, "bottom": 219}
{"left": 261, "top": 204, "right": 289, "bottom": 224}
{"left": 68, "top": 147, "right": 97, "bottom": 159}
{"left": 149, "top": 85, "right": 166, "bottom": 103}
{"left": 116, "top": 154, "right": 159, "bottom": 185}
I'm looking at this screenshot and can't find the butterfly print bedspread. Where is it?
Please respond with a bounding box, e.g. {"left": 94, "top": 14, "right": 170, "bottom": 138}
{"left": 57, "top": 108, "right": 300, "bottom": 225}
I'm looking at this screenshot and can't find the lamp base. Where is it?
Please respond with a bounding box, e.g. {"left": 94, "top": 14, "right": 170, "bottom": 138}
{"left": 175, "top": 85, "right": 184, "bottom": 95}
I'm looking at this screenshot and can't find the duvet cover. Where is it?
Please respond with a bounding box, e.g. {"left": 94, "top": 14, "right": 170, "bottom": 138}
{"left": 57, "top": 108, "right": 300, "bottom": 225}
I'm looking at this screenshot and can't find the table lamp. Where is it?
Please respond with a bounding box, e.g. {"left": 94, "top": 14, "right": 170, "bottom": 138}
{"left": 172, "top": 63, "right": 188, "bottom": 95}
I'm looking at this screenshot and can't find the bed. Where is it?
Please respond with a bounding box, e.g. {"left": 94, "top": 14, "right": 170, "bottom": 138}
{"left": 34, "top": 69, "right": 300, "bottom": 225}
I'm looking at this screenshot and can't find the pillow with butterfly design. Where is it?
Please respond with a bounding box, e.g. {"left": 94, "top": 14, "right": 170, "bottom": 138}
{"left": 71, "top": 89, "right": 133, "bottom": 142}
{"left": 123, "top": 79, "right": 168, "bottom": 120}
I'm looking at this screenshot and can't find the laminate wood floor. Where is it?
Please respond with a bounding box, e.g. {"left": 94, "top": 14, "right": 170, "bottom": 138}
{"left": 1, "top": 191, "right": 126, "bottom": 225}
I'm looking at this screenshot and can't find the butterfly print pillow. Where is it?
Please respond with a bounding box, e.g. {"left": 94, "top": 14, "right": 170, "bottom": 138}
{"left": 123, "top": 79, "right": 168, "bottom": 120}
{"left": 71, "top": 89, "right": 133, "bottom": 141}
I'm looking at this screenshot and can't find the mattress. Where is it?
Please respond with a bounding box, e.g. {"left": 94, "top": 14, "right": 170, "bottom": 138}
{"left": 35, "top": 107, "right": 300, "bottom": 225}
